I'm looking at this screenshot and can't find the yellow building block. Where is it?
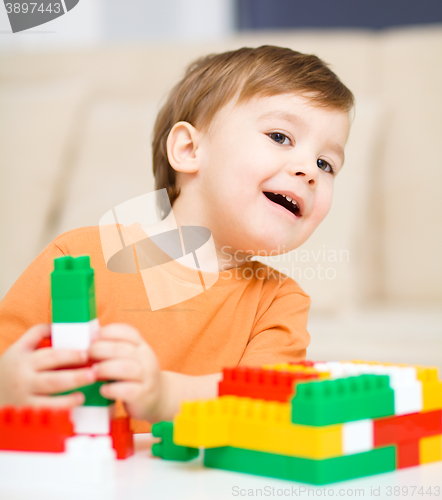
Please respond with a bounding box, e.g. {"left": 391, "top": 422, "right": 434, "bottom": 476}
{"left": 415, "top": 366, "right": 442, "bottom": 412}
{"left": 419, "top": 434, "right": 442, "bottom": 464}
{"left": 175, "top": 395, "right": 343, "bottom": 459}
{"left": 174, "top": 396, "right": 236, "bottom": 448}
{"left": 229, "top": 398, "right": 342, "bottom": 459}
{"left": 263, "top": 363, "right": 329, "bottom": 379}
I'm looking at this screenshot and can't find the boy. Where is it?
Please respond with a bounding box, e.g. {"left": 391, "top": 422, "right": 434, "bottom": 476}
{"left": 0, "top": 46, "right": 354, "bottom": 431}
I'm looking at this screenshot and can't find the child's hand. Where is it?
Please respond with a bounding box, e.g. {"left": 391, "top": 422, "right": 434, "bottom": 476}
{"left": 0, "top": 324, "right": 96, "bottom": 408}
{"left": 88, "top": 324, "right": 164, "bottom": 422}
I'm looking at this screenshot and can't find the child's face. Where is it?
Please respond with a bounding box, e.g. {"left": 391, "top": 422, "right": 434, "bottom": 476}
{"left": 187, "top": 93, "right": 350, "bottom": 257}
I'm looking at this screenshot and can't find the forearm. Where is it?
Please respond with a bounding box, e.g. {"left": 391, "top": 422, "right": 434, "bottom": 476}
{"left": 151, "top": 371, "right": 222, "bottom": 423}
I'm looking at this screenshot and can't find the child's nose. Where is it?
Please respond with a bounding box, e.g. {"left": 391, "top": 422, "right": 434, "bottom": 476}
{"left": 289, "top": 161, "right": 319, "bottom": 187}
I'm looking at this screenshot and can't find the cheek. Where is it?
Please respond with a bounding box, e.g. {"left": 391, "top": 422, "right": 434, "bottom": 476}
{"left": 313, "top": 185, "right": 334, "bottom": 223}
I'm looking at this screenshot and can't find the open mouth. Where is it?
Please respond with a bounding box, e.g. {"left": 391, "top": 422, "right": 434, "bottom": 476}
{"left": 263, "top": 192, "right": 301, "bottom": 217}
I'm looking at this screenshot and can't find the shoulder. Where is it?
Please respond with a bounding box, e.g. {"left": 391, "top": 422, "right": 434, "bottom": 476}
{"left": 249, "top": 259, "right": 310, "bottom": 298}
{"left": 52, "top": 226, "right": 102, "bottom": 254}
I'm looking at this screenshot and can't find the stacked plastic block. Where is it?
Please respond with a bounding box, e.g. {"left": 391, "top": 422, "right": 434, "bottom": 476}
{"left": 152, "top": 361, "right": 442, "bottom": 484}
{"left": 0, "top": 256, "right": 134, "bottom": 486}
{"left": 52, "top": 256, "right": 114, "bottom": 435}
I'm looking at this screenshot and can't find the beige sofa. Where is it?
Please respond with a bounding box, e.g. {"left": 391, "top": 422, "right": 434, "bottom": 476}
{"left": 0, "top": 26, "right": 441, "bottom": 365}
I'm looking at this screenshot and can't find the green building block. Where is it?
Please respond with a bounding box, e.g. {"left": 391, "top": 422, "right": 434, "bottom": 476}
{"left": 52, "top": 297, "right": 96, "bottom": 323}
{"left": 291, "top": 375, "right": 395, "bottom": 426}
{"left": 51, "top": 256, "right": 97, "bottom": 323}
{"left": 205, "top": 446, "right": 289, "bottom": 480}
{"left": 152, "top": 422, "right": 199, "bottom": 461}
{"left": 58, "top": 381, "right": 113, "bottom": 406}
{"left": 204, "top": 446, "right": 396, "bottom": 485}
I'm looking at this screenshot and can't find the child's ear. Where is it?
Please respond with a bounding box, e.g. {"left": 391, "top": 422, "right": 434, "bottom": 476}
{"left": 167, "top": 121, "right": 199, "bottom": 174}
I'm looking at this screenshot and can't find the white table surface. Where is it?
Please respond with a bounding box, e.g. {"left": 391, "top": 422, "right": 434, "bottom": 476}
{"left": 1, "top": 434, "right": 441, "bottom": 500}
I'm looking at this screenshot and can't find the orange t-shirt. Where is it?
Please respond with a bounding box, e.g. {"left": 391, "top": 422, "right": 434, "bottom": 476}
{"left": 0, "top": 226, "right": 311, "bottom": 430}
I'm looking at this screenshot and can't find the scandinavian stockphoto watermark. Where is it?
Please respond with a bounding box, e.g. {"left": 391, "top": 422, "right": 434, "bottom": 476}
{"left": 3, "top": 0, "right": 79, "bottom": 33}
{"left": 98, "top": 189, "right": 220, "bottom": 311}
{"left": 98, "top": 189, "right": 350, "bottom": 310}
{"left": 221, "top": 245, "right": 350, "bottom": 282}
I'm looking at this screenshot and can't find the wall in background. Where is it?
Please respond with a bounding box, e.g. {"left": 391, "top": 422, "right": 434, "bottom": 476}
{"left": 0, "top": 0, "right": 235, "bottom": 50}
{"left": 237, "top": 0, "right": 442, "bottom": 30}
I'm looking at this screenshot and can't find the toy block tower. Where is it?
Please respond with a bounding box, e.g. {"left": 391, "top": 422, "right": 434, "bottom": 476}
{"left": 51, "top": 256, "right": 113, "bottom": 434}
{"left": 152, "top": 360, "right": 442, "bottom": 484}
{"left": 51, "top": 255, "right": 98, "bottom": 348}
{"left": 0, "top": 255, "right": 134, "bottom": 478}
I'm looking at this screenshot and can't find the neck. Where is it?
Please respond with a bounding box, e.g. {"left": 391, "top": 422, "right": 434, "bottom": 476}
{"left": 147, "top": 195, "right": 252, "bottom": 272}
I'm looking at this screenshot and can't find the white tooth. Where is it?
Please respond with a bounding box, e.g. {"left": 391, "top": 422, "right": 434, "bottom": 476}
{"left": 286, "top": 196, "right": 292, "bottom": 202}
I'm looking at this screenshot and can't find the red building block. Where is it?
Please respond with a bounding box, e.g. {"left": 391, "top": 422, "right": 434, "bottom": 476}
{"left": 397, "top": 440, "right": 420, "bottom": 469}
{"left": 0, "top": 406, "right": 74, "bottom": 452}
{"left": 290, "top": 360, "right": 316, "bottom": 367}
{"left": 218, "top": 367, "right": 319, "bottom": 402}
{"left": 110, "top": 416, "right": 134, "bottom": 459}
{"left": 37, "top": 337, "right": 52, "bottom": 349}
{"left": 374, "top": 409, "right": 442, "bottom": 446}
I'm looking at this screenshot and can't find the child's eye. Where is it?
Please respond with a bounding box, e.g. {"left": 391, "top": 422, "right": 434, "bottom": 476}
{"left": 269, "top": 132, "right": 291, "bottom": 146}
{"left": 317, "top": 158, "right": 334, "bottom": 174}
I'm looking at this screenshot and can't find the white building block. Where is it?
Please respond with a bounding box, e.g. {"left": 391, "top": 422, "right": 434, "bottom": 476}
{"left": 66, "top": 435, "right": 115, "bottom": 459}
{"left": 341, "top": 363, "right": 361, "bottom": 376}
{"left": 313, "top": 362, "right": 329, "bottom": 372}
{"left": 51, "top": 318, "right": 99, "bottom": 350}
{"left": 0, "top": 436, "right": 116, "bottom": 488}
{"left": 342, "top": 419, "right": 374, "bottom": 455}
{"left": 72, "top": 406, "right": 112, "bottom": 435}
{"left": 322, "top": 361, "right": 346, "bottom": 379}
{"left": 382, "top": 366, "right": 423, "bottom": 415}
{"left": 391, "top": 380, "right": 423, "bottom": 415}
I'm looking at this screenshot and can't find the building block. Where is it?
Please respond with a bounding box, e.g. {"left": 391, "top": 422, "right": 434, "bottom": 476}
{"left": 151, "top": 422, "right": 199, "bottom": 461}
{"left": 0, "top": 436, "right": 116, "bottom": 487}
{"left": 153, "top": 360, "right": 442, "bottom": 484}
{"left": 0, "top": 407, "right": 73, "bottom": 452}
{"left": 110, "top": 416, "right": 134, "bottom": 459}
{"left": 174, "top": 396, "right": 344, "bottom": 459}
{"left": 415, "top": 366, "right": 442, "bottom": 412}
{"left": 291, "top": 360, "right": 316, "bottom": 367}
{"left": 204, "top": 445, "right": 396, "bottom": 485}
{"left": 57, "top": 380, "right": 114, "bottom": 406}
{"left": 174, "top": 397, "right": 235, "bottom": 448}
{"left": 51, "top": 256, "right": 97, "bottom": 322}
{"left": 52, "top": 297, "right": 97, "bottom": 323}
{"left": 218, "top": 366, "right": 319, "bottom": 402}
{"left": 264, "top": 363, "right": 323, "bottom": 376}
{"left": 390, "top": 379, "right": 423, "bottom": 416}
{"left": 419, "top": 434, "right": 442, "bottom": 464}
{"left": 72, "top": 405, "right": 113, "bottom": 435}
{"left": 51, "top": 318, "right": 99, "bottom": 350}
{"left": 374, "top": 409, "right": 442, "bottom": 446}
{"left": 229, "top": 405, "right": 342, "bottom": 459}
{"left": 291, "top": 375, "right": 395, "bottom": 426}
{"left": 342, "top": 419, "right": 374, "bottom": 455}
{"left": 397, "top": 440, "right": 420, "bottom": 468}
{"left": 37, "top": 337, "right": 52, "bottom": 349}
{"left": 66, "top": 434, "right": 115, "bottom": 458}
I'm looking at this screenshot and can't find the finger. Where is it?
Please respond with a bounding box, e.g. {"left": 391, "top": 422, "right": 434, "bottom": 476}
{"left": 100, "top": 381, "right": 141, "bottom": 401}
{"left": 97, "top": 324, "right": 143, "bottom": 345}
{"left": 29, "top": 392, "right": 85, "bottom": 408}
{"left": 89, "top": 339, "right": 136, "bottom": 361}
{"left": 16, "top": 324, "right": 51, "bottom": 351}
{"left": 32, "top": 348, "right": 89, "bottom": 371}
{"left": 32, "top": 368, "right": 96, "bottom": 395}
{"left": 93, "top": 359, "right": 142, "bottom": 382}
